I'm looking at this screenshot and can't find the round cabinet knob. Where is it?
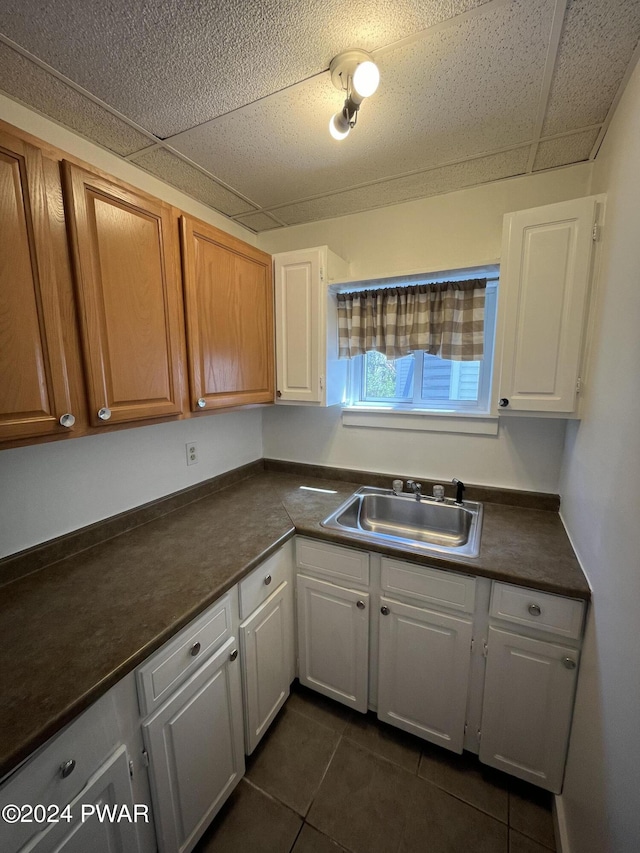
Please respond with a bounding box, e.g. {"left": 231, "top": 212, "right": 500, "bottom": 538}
{"left": 563, "top": 657, "right": 577, "bottom": 670}
{"left": 190, "top": 641, "right": 201, "bottom": 657}
{"left": 60, "top": 759, "right": 76, "bottom": 779}
{"left": 229, "top": 649, "right": 238, "bottom": 662}
{"left": 356, "top": 600, "right": 365, "bottom": 610}
{"left": 499, "top": 398, "right": 510, "bottom": 408}
{"left": 380, "top": 606, "right": 390, "bottom": 616}
{"left": 97, "top": 407, "right": 111, "bottom": 421}
{"left": 197, "top": 398, "right": 206, "bottom": 409}
{"left": 264, "top": 574, "right": 272, "bottom": 586}
{"left": 59, "top": 413, "right": 75, "bottom": 428}
{"left": 528, "top": 603, "right": 542, "bottom": 616}
{"left": 276, "top": 390, "right": 282, "bottom": 398}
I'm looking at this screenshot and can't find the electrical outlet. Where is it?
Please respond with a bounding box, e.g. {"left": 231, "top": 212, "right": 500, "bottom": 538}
{"left": 186, "top": 442, "right": 198, "bottom": 466}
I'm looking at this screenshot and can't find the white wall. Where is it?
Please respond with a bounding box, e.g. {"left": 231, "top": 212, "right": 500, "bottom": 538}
{"left": 557, "top": 62, "right": 640, "bottom": 853}
{"left": 259, "top": 166, "right": 592, "bottom": 491}
{"left": 0, "top": 98, "right": 263, "bottom": 559}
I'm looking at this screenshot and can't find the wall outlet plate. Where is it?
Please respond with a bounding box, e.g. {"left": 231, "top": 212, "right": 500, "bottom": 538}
{"left": 186, "top": 442, "right": 198, "bottom": 465}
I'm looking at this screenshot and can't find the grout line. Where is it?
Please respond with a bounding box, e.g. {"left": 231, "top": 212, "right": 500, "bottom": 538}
{"left": 304, "top": 725, "right": 344, "bottom": 819}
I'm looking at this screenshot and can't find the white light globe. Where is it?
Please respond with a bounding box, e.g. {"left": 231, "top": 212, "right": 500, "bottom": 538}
{"left": 353, "top": 60, "right": 380, "bottom": 98}
{"left": 329, "top": 113, "right": 350, "bottom": 140}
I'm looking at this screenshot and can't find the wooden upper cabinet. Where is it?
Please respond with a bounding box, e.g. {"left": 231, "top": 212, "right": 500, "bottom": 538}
{"left": 62, "top": 162, "right": 185, "bottom": 426}
{"left": 0, "top": 131, "right": 75, "bottom": 442}
{"left": 180, "top": 216, "right": 274, "bottom": 411}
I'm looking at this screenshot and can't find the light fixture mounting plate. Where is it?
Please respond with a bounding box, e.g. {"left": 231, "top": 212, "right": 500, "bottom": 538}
{"left": 330, "top": 48, "right": 375, "bottom": 91}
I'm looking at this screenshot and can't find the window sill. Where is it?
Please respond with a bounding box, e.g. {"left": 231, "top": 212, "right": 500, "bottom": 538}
{"left": 341, "top": 407, "right": 499, "bottom": 435}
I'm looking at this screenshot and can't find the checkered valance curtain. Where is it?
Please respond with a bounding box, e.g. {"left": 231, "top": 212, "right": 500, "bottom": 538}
{"left": 336, "top": 279, "right": 487, "bottom": 361}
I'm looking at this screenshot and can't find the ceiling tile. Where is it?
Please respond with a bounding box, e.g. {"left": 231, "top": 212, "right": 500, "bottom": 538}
{"left": 272, "top": 147, "right": 530, "bottom": 226}
{"left": 0, "top": 0, "right": 494, "bottom": 138}
{"left": 533, "top": 129, "right": 600, "bottom": 171}
{"left": 169, "top": 0, "right": 553, "bottom": 208}
{"left": 542, "top": 0, "right": 640, "bottom": 136}
{"left": 129, "top": 146, "right": 255, "bottom": 216}
{"left": 233, "top": 212, "right": 284, "bottom": 232}
{"left": 0, "top": 41, "right": 153, "bottom": 156}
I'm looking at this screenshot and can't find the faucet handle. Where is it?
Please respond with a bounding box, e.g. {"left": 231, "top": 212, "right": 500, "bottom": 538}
{"left": 392, "top": 479, "right": 404, "bottom": 495}
{"left": 433, "top": 484, "right": 445, "bottom": 501}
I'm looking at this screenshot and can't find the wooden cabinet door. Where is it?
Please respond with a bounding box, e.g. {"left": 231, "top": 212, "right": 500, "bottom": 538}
{"left": 181, "top": 216, "right": 274, "bottom": 411}
{"left": 63, "top": 162, "right": 185, "bottom": 426}
{"left": 497, "top": 196, "right": 597, "bottom": 413}
{"left": 142, "top": 637, "right": 244, "bottom": 853}
{"left": 0, "top": 131, "right": 75, "bottom": 441}
{"left": 479, "top": 626, "right": 579, "bottom": 793}
{"left": 25, "top": 746, "right": 141, "bottom": 853}
{"left": 273, "top": 248, "right": 322, "bottom": 404}
{"left": 297, "top": 574, "right": 369, "bottom": 712}
{"left": 377, "top": 596, "right": 473, "bottom": 753}
{"left": 240, "top": 580, "right": 293, "bottom": 754}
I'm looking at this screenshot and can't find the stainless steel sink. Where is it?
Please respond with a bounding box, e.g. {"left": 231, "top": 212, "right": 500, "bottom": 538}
{"left": 321, "top": 486, "right": 483, "bottom": 558}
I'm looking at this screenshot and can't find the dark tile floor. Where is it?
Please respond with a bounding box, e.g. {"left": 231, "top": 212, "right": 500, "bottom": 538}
{"left": 195, "top": 682, "right": 557, "bottom": 853}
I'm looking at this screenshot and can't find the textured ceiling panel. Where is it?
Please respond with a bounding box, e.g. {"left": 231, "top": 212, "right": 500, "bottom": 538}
{"left": 169, "top": 0, "right": 554, "bottom": 208}
{"left": 533, "top": 130, "right": 600, "bottom": 171}
{"left": 271, "top": 147, "right": 530, "bottom": 226}
{"left": 0, "top": 41, "right": 153, "bottom": 156}
{"left": 0, "top": 0, "right": 494, "bottom": 138}
{"left": 129, "top": 146, "right": 255, "bottom": 216}
{"left": 541, "top": 0, "right": 640, "bottom": 136}
{"left": 233, "top": 212, "right": 284, "bottom": 232}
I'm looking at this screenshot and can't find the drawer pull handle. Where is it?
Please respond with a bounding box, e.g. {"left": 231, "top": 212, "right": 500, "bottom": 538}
{"left": 356, "top": 600, "right": 365, "bottom": 610}
{"left": 264, "top": 574, "right": 272, "bottom": 586}
{"left": 230, "top": 649, "right": 238, "bottom": 662}
{"left": 528, "top": 603, "right": 542, "bottom": 616}
{"left": 563, "top": 657, "right": 577, "bottom": 670}
{"left": 380, "top": 605, "right": 390, "bottom": 615}
{"left": 60, "top": 759, "right": 76, "bottom": 779}
{"left": 190, "top": 641, "right": 201, "bottom": 657}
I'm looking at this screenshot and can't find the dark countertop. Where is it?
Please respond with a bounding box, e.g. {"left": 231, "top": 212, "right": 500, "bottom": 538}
{"left": 0, "top": 470, "right": 589, "bottom": 781}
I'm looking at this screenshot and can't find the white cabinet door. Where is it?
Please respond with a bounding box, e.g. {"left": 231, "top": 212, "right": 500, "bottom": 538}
{"left": 297, "top": 574, "right": 369, "bottom": 712}
{"left": 142, "top": 637, "right": 245, "bottom": 853}
{"left": 479, "top": 626, "right": 579, "bottom": 793}
{"left": 497, "top": 195, "right": 598, "bottom": 413}
{"left": 377, "top": 596, "right": 473, "bottom": 753}
{"left": 240, "top": 580, "right": 294, "bottom": 754}
{"left": 24, "top": 746, "right": 141, "bottom": 853}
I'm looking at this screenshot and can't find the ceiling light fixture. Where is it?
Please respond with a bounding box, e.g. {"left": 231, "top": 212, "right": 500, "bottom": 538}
{"left": 328, "top": 49, "right": 380, "bottom": 141}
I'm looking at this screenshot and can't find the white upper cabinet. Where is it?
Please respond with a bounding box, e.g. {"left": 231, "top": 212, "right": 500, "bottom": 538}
{"left": 495, "top": 195, "right": 602, "bottom": 415}
{"left": 273, "top": 246, "right": 349, "bottom": 406}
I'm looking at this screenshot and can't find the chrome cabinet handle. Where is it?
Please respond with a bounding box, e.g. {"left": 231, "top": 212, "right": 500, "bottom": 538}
{"left": 197, "top": 398, "right": 206, "bottom": 409}
{"left": 97, "top": 407, "right": 111, "bottom": 420}
{"left": 499, "top": 398, "right": 510, "bottom": 408}
{"left": 190, "top": 641, "right": 201, "bottom": 657}
{"left": 264, "top": 574, "right": 272, "bottom": 586}
{"left": 528, "top": 603, "right": 542, "bottom": 616}
{"left": 380, "top": 606, "right": 390, "bottom": 615}
{"left": 356, "top": 600, "right": 365, "bottom": 610}
{"left": 60, "top": 759, "right": 76, "bottom": 779}
{"left": 563, "top": 657, "right": 577, "bottom": 670}
{"left": 230, "top": 649, "right": 238, "bottom": 662}
{"left": 59, "top": 413, "right": 75, "bottom": 428}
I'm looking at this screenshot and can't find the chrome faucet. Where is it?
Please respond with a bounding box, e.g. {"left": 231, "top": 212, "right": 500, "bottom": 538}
{"left": 406, "top": 480, "right": 422, "bottom": 501}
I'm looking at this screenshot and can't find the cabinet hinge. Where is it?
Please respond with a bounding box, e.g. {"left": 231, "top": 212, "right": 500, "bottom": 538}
{"left": 482, "top": 640, "right": 488, "bottom": 658}
{"left": 592, "top": 223, "right": 600, "bottom": 242}
{"left": 464, "top": 722, "right": 468, "bottom": 736}
{"left": 320, "top": 266, "right": 325, "bottom": 282}
{"left": 319, "top": 376, "right": 324, "bottom": 392}
{"left": 142, "top": 749, "right": 149, "bottom": 768}
{"left": 470, "top": 637, "right": 474, "bottom": 653}
{"left": 477, "top": 728, "right": 482, "bottom": 744}
{"left": 576, "top": 377, "right": 582, "bottom": 394}
{"left": 129, "top": 759, "right": 134, "bottom": 778}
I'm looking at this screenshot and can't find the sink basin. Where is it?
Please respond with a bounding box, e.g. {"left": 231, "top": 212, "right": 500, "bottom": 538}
{"left": 321, "top": 486, "right": 483, "bottom": 558}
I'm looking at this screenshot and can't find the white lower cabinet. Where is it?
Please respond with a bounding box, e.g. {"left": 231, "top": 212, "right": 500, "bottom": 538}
{"left": 297, "top": 574, "right": 369, "bottom": 712}
{"left": 240, "top": 580, "right": 294, "bottom": 754}
{"left": 479, "top": 626, "right": 580, "bottom": 793}
{"left": 142, "top": 636, "right": 244, "bottom": 853}
{"left": 377, "top": 595, "right": 473, "bottom": 753}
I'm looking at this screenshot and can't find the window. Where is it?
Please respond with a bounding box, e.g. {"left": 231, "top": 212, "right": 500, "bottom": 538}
{"left": 346, "top": 283, "right": 497, "bottom": 414}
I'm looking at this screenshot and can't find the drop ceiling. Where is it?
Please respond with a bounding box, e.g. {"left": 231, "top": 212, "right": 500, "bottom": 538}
{"left": 0, "top": 0, "right": 639, "bottom": 232}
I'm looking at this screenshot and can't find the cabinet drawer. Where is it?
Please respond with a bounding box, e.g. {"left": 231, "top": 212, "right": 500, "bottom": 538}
{"left": 136, "top": 594, "right": 232, "bottom": 716}
{"left": 490, "top": 582, "right": 585, "bottom": 640}
{"left": 296, "top": 538, "right": 369, "bottom": 586}
{"left": 0, "top": 691, "right": 120, "bottom": 853}
{"left": 381, "top": 558, "right": 476, "bottom": 613}
{"left": 239, "top": 545, "right": 292, "bottom": 620}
